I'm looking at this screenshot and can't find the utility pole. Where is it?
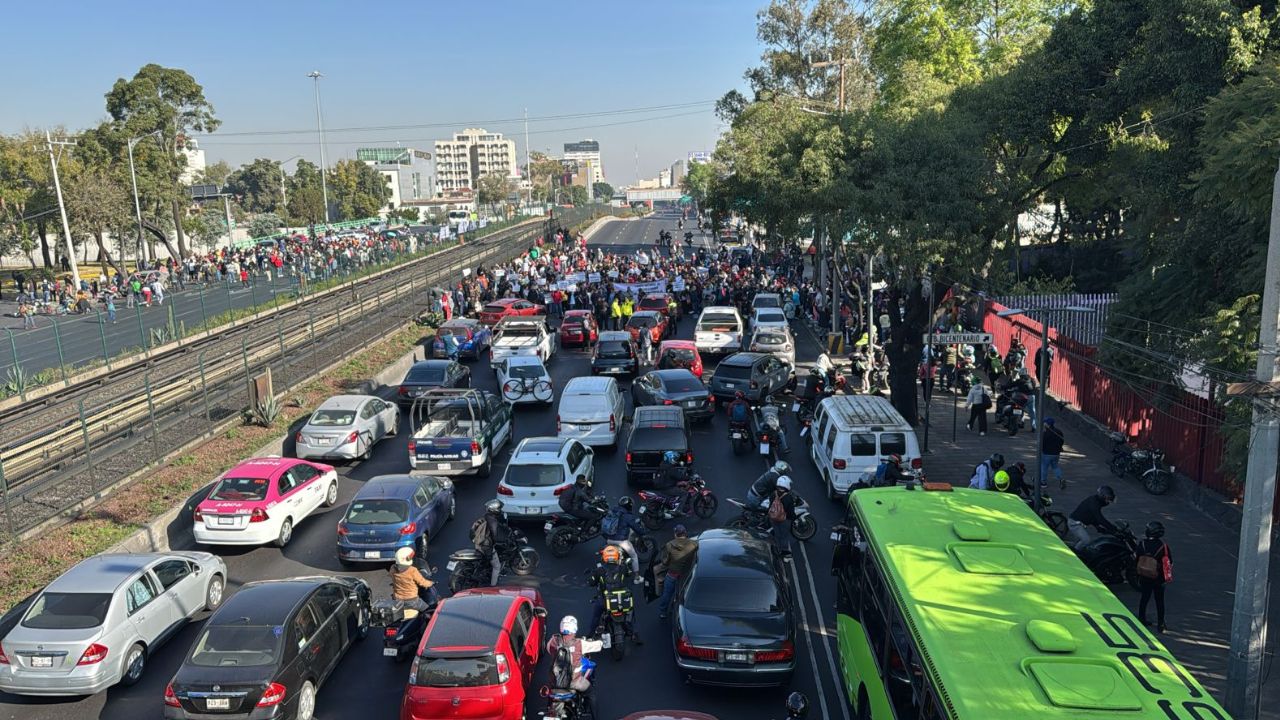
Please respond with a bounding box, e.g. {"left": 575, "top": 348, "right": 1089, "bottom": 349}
{"left": 523, "top": 108, "right": 532, "bottom": 207}
{"left": 1225, "top": 157, "right": 1280, "bottom": 720}
{"left": 45, "top": 130, "right": 80, "bottom": 289}
{"left": 922, "top": 273, "right": 934, "bottom": 453}
{"left": 866, "top": 253, "right": 875, "bottom": 348}
{"left": 127, "top": 137, "right": 148, "bottom": 264}
{"left": 811, "top": 56, "right": 851, "bottom": 113}
{"left": 812, "top": 55, "right": 853, "bottom": 351}
{"left": 307, "top": 71, "right": 330, "bottom": 224}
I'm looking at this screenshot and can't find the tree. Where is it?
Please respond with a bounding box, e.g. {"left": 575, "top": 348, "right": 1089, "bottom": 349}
{"left": 681, "top": 163, "right": 715, "bottom": 207}
{"left": 563, "top": 185, "right": 589, "bottom": 207}
{"left": 104, "top": 64, "right": 220, "bottom": 259}
{"left": 285, "top": 159, "right": 325, "bottom": 224}
{"left": 327, "top": 159, "right": 391, "bottom": 220}
{"left": 476, "top": 172, "right": 513, "bottom": 215}
{"left": 592, "top": 182, "right": 614, "bottom": 201}
{"left": 185, "top": 205, "right": 228, "bottom": 251}
{"left": 747, "top": 0, "right": 877, "bottom": 112}
{"left": 524, "top": 152, "right": 565, "bottom": 203}
{"left": 226, "top": 158, "right": 285, "bottom": 214}
{"left": 0, "top": 130, "right": 57, "bottom": 266}
{"left": 389, "top": 206, "right": 420, "bottom": 224}
{"left": 197, "top": 160, "right": 233, "bottom": 188}
{"left": 63, "top": 168, "right": 131, "bottom": 278}
{"left": 247, "top": 212, "right": 284, "bottom": 239}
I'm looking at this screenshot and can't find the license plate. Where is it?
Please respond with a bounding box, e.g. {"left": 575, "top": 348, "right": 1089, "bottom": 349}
{"left": 382, "top": 647, "right": 398, "bottom": 657}
{"left": 206, "top": 698, "right": 230, "bottom": 710}
{"left": 724, "top": 382, "right": 735, "bottom": 388}
{"left": 684, "top": 401, "right": 696, "bottom": 407}
{"left": 522, "top": 507, "right": 540, "bottom": 515}
{"left": 364, "top": 551, "right": 381, "bottom": 559}
{"left": 724, "top": 652, "right": 751, "bottom": 663}
{"left": 831, "top": 531, "right": 841, "bottom": 541}
{"left": 30, "top": 656, "right": 52, "bottom": 668}
{"left": 446, "top": 560, "right": 458, "bottom": 571}
{"left": 413, "top": 389, "right": 426, "bottom": 396}
{"left": 310, "top": 437, "right": 332, "bottom": 445}
{"left": 638, "top": 505, "right": 647, "bottom": 514}
{"left": 600, "top": 634, "right": 612, "bottom": 649}
{"left": 731, "top": 431, "right": 744, "bottom": 440}
{"left": 792, "top": 403, "right": 801, "bottom": 412}
{"left": 544, "top": 522, "right": 554, "bottom": 531}
{"left": 216, "top": 516, "right": 236, "bottom": 526}
{"left": 759, "top": 443, "right": 770, "bottom": 455}
{"left": 437, "top": 463, "right": 453, "bottom": 470}
{"left": 1012, "top": 409, "right": 1023, "bottom": 417}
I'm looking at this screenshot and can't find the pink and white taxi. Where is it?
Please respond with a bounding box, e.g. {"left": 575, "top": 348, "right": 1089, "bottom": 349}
{"left": 192, "top": 457, "right": 339, "bottom": 548}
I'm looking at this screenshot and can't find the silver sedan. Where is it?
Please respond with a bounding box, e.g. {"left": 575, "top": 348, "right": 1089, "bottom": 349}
{"left": 0, "top": 551, "right": 227, "bottom": 696}
{"left": 295, "top": 394, "right": 399, "bottom": 461}
{"left": 746, "top": 326, "right": 796, "bottom": 367}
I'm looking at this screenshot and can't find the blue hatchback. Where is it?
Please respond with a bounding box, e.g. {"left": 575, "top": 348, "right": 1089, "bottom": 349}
{"left": 431, "top": 318, "right": 492, "bottom": 359}
{"left": 336, "top": 474, "right": 455, "bottom": 565}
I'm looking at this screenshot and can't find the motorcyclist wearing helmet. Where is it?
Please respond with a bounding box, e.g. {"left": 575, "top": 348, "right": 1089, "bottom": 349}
{"left": 748, "top": 460, "right": 789, "bottom": 509}
{"left": 388, "top": 547, "right": 435, "bottom": 612}
{"left": 653, "top": 450, "right": 692, "bottom": 514}
{"left": 786, "top": 692, "right": 810, "bottom": 718}
{"left": 769, "top": 476, "right": 798, "bottom": 559}
{"left": 559, "top": 473, "right": 604, "bottom": 525}
{"left": 1005, "top": 461, "right": 1032, "bottom": 499}
{"left": 601, "top": 496, "right": 648, "bottom": 576}
{"left": 546, "top": 615, "right": 603, "bottom": 700}
{"left": 1067, "top": 485, "right": 1118, "bottom": 547}
{"left": 873, "top": 454, "right": 912, "bottom": 487}
{"left": 968, "top": 453, "right": 1005, "bottom": 491}
{"left": 587, "top": 545, "right": 643, "bottom": 644}
{"left": 1136, "top": 521, "right": 1170, "bottom": 633}
{"left": 814, "top": 352, "right": 836, "bottom": 390}
{"left": 476, "top": 499, "right": 513, "bottom": 586}
{"left": 727, "top": 389, "right": 752, "bottom": 427}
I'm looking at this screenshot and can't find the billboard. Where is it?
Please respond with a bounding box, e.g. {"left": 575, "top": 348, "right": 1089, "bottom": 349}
{"left": 688, "top": 151, "right": 712, "bottom": 164}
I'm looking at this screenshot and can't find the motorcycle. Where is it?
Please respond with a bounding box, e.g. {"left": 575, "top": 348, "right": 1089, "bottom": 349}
{"left": 1108, "top": 432, "right": 1173, "bottom": 495}
{"left": 543, "top": 498, "right": 609, "bottom": 558}
{"left": 729, "top": 420, "right": 752, "bottom": 455}
{"left": 597, "top": 586, "right": 636, "bottom": 661}
{"left": 870, "top": 363, "right": 890, "bottom": 395}
{"left": 955, "top": 359, "right": 973, "bottom": 394}
{"left": 1073, "top": 521, "right": 1141, "bottom": 590}
{"left": 725, "top": 496, "right": 818, "bottom": 541}
{"left": 753, "top": 403, "right": 788, "bottom": 461}
{"left": 637, "top": 473, "right": 718, "bottom": 530}
{"left": 447, "top": 529, "right": 540, "bottom": 593}
{"left": 540, "top": 649, "right": 598, "bottom": 719}
{"left": 371, "top": 572, "right": 439, "bottom": 662}
{"left": 994, "top": 390, "right": 1028, "bottom": 436}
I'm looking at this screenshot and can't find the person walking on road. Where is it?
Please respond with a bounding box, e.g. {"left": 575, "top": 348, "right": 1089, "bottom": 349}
{"left": 103, "top": 292, "right": 117, "bottom": 324}
{"left": 965, "top": 380, "right": 991, "bottom": 435}
{"left": 1135, "top": 521, "right": 1171, "bottom": 633}
{"left": 1040, "top": 417, "right": 1065, "bottom": 488}
{"left": 768, "top": 477, "right": 798, "bottom": 560}
{"left": 657, "top": 525, "right": 698, "bottom": 620}
{"left": 19, "top": 300, "right": 35, "bottom": 330}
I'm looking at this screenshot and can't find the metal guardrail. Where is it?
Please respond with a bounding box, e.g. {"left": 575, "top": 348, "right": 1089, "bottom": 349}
{"left": 0, "top": 206, "right": 614, "bottom": 538}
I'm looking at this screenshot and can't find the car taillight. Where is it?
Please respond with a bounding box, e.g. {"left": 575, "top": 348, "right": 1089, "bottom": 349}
{"left": 833, "top": 459, "right": 847, "bottom": 470}
{"left": 257, "top": 682, "right": 286, "bottom": 707}
{"left": 400, "top": 522, "right": 417, "bottom": 535}
{"left": 164, "top": 683, "right": 181, "bottom": 707}
{"left": 495, "top": 652, "right": 511, "bottom": 683}
{"left": 755, "top": 640, "right": 795, "bottom": 663}
{"left": 685, "top": 451, "right": 694, "bottom": 464}
{"left": 0, "top": 646, "right": 9, "bottom": 665}
{"left": 77, "top": 643, "right": 108, "bottom": 665}
{"left": 193, "top": 506, "right": 204, "bottom": 522}
{"left": 295, "top": 432, "right": 303, "bottom": 443}
{"left": 707, "top": 394, "right": 714, "bottom": 404}
{"left": 557, "top": 415, "right": 562, "bottom": 433}
{"left": 398, "top": 386, "right": 408, "bottom": 396}
{"left": 337, "top": 522, "right": 349, "bottom": 536}
{"left": 553, "top": 484, "right": 572, "bottom": 496}
{"left": 498, "top": 485, "right": 514, "bottom": 496}
{"left": 911, "top": 458, "right": 923, "bottom": 469}
{"left": 609, "top": 414, "right": 616, "bottom": 432}
{"left": 626, "top": 452, "right": 632, "bottom": 464}
{"left": 249, "top": 508, "right": 270, "bottom": 523}
{"left": 408, "top": 440, "right": 416, "bottom": 454}
{"left": 346, "top": 431, "right": 359, "bottom": 444}
{"left": 471, "top": 440, "right": 481, "bottom": 455}
{"left": 384, "top": 627, "right": 398, "bottom": 639}
{"left": 675, "top": 636, "right": 717, "bottom": 661}
{"left": 750, "top": 380, "right": 759, "bottom": 389}
{"left": 663, "top": 399, "right": 673, "bottom": 405}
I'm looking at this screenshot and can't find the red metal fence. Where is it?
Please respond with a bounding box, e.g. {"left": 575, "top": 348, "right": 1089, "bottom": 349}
{"left": 982, "top": 302, "right": 1236, "bottom": 500}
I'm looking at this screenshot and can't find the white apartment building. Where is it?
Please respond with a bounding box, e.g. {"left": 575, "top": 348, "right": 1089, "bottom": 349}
{"left": 357, "top": 147, "right": 436, "bottom": 210}
{"left": 433, "top": 128, "right": 518, "bottom": 193}
{"left": 563, "top": 139, "right": 604, "bottom": 184}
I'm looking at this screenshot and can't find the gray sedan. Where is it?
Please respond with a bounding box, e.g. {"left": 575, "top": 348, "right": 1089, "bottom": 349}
{"left": 745, "top": 326, "right": 796, "bottom": 367}
{"left": 295, "top": 394, "right": 399, "bottom": 461}
{"left": 0, "top": 551, "right": 227, "bottom": 696}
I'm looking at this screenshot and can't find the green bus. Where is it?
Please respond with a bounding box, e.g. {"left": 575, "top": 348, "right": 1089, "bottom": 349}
{"left": 830, "top": 484, "right": 1230, "bottom": 720}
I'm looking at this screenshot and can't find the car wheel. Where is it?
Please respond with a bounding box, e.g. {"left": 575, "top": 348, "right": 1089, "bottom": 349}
{"left": 120, "top": 643, "right": 146, "bottom": 686}
{"left": 448, "top": 494, "right": 456, "bottom": 519}
{"left": 387, "top": 414, "right": 399, "bottom": 437}
{"left": 204, "top": 573, "right": 225, "bottom": 611}
{"left": 415, "top": 534, "right": 430, "bottom": 561}
{"left": 323, "top": 481, "right": 339, "bottom": 508}
{"left": 296, "top": 680, "right": 317, "bottom": 720}
{"left": 478, "top": 455, "right": 493, "bottom": 478}
{"left": 355, "top": 601, "right": 371, "bottom": 641}
{"left": 359, "top": 434, "right": 374, "bottom": 461}
{"left": 275, "top": 518, "right": 294, "bottom": 548}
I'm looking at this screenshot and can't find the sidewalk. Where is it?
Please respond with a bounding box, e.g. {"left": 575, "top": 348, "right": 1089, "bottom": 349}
{"left": 914, "top": 385, "right": 1276, "bottom": 708}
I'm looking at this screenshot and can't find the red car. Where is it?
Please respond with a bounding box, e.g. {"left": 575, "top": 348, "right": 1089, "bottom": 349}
{"left": 400, "top": 587, "right": 546, "bottom": 720}
{"left": 479, "top": 298, "right": 545, "bottom": 325}
{"left": 559, "top": 309, "right": 599, "bottom": 347}
{"left": 638, "top": 293, "right": 681, "bottom": 321}
{"left": 626, "top": 310, "right": 669, "bottom": 345}
{"left": 655, "top": 340, "right": 704, "bottom": 378}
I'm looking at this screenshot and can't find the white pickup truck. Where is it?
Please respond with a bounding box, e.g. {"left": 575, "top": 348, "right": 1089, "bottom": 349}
{"left": 695, "top": 306, "right": 745, "bottom": 356}
{"left": 490, "top": 316, "right": 556, "bottom": 364}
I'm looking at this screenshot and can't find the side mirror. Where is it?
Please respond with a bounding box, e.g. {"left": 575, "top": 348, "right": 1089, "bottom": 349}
{"left": 534, "top": 606, "right": 548, "bottom": 619}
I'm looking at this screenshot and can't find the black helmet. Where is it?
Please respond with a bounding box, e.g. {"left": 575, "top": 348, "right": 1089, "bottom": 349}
{"left": 575, "top": 474, "right": 590, "bottom": 487}
{"left": 786, "top": 692, "right": 809, "bottom": 718}
{"left": 485, "top": 499, "right": 504, "bottom": 514}
{"left": 1145, "top": 521, "right": 1165, "bottom": 539}
{"left": 1097, "top": 485, "right": 1116, "bottom": 504}
{"left": 989, "top": 453, "right": 1005, "bottom": 470}
{"left": 618, "top": 496, "right": 634, "bottom": 512}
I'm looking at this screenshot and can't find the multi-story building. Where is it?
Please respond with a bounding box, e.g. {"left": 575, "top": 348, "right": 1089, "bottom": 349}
{"left": 658, "top": 168, "right": 672, "bottom": 188}
{"left": 433, "top": 128, "right": 519, "bottom": 193}
{"left": 563, "top": 139, "right": 603, "bottom": 184}
{"left": 357, "top": 147, "right": 436, "bottom": 210}
{"left": 178, "top": 137, "right": 206, "bottom": 186}
{"left": 669, "top": 159, "right": 686, "bottom": 190}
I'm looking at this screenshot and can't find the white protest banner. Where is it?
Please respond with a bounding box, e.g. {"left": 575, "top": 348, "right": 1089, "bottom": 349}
{"left": 607, "top": 269, "right": 620, "bottom": 279}
{"left": 587, "top": 272, "right": 601, "bottom": 283}
{"left": 462, "top": 268, "right": 471, "bottom": 277}
{"left": 613, "top": 280, "right": 668, "bottom": 295}
{"left": 563, "top": 272, "right": 586, "bottom": 284}
{"left": 672, "top": 278, "right": 686, "bottom": 291}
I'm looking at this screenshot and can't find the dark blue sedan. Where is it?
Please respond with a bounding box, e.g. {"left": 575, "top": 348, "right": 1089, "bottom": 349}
{"left": 430, "top": 318, "right": 492, "bottom": 359}
{"left": 336, "top": 474, "right": 455, "bottom": 565}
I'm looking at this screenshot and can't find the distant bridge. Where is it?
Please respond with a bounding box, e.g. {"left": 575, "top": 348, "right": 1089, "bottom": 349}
{"left": 625, "top": 187, "right": 683, "bottom": 204}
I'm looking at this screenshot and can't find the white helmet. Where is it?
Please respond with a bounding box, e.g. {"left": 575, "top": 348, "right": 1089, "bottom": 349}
{"left": 559, "top": 615, "right": 579, "bottom": 635}
{"left": 776, "top": 475, "right": 793, "bottom": 490}
{"left": 394, "top": 547, "right": 415, "bottom": 567}
{"left": 773, "top": 461, "right": 791, "bottom": 475}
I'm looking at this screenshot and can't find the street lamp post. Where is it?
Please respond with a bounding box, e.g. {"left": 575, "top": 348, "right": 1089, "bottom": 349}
{"left": 127, "top": 131, "right": 162, "bottom": 264}
{"left": 279, "top": 155, "right": 302, "bottom": 211}
{"left": 996, "top": 305, "right": 1095, "bottom": 512}
{"left": 307, "top": 71, "right": 330, "bottom": 225}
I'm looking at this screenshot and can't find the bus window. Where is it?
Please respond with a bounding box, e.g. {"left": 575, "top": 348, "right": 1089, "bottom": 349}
{"left": 860, "top": 559, "right": 890, "bottom": 672}
{"left": 888, "top": 610, "right": 926, "bottom": 717}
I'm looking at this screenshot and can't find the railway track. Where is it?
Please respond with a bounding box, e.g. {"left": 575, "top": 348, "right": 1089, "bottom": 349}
{"left": 0, "top": 209, "right": 604, "bottom": 537}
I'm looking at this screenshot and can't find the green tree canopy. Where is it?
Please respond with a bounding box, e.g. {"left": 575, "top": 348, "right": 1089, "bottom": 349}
{"left": 227, "top": 158, "right": 285, "bottom": 214}
{"left": 327, "top": 159, "right": 391, "bottom": 220}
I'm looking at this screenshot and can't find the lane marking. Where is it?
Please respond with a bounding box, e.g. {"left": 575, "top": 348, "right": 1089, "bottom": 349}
{"left": 788, "top": 552, "right": 833, "bottom": 720}
{"left": 799, "top": 540, "right": 852, "bottom": 719}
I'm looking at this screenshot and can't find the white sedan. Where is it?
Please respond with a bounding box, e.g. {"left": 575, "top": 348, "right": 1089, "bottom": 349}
{"left": 494, "top": 356, "right": 554, "bottom": 405}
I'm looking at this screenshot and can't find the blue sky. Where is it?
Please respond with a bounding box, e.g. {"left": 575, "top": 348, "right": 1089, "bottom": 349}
{"left": 2, "top": 0, "right": 763, "bottom": 185}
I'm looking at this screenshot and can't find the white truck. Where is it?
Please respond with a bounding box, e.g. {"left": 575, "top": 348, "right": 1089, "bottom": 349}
{"left": 695, "top": 306, "right": 745, "bottom": 356}
{"left": 490, "top": 316, "right": 556, "bottom": 364}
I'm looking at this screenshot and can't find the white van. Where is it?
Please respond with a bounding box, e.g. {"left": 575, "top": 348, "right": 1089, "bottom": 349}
{"left": 808, "top": 395, "right": 921, "bottom": 500}
{"left": 557, "top": 376, "right": 626, "bottom": 449}
{"left": 694, "top": 306, "right": 744, "bottom": 356}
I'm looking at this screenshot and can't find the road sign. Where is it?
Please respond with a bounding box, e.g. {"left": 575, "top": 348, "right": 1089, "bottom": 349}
{"left": 925, "top": 332, "right": 992, "bottom": 345}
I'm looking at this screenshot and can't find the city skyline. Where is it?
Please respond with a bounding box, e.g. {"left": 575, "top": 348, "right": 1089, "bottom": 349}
{"left": 0, "top": 0, "right": 759, "bottom": 186}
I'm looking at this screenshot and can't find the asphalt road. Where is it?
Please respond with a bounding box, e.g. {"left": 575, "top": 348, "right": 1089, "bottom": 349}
{"left": 0, "top": 212, "right": 851, "bottom": 720}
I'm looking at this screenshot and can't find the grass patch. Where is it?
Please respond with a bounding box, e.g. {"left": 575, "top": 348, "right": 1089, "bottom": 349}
{"left": 0, "top": 323, "right": 428, "bottom": 611}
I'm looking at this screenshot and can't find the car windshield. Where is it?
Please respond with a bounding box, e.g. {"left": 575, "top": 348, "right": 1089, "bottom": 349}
{"left": 561, "top": 321, "right": 582, "bottom": 329}
{"left": 207, "top": 476, "right": 270, "bottom": 502}
{"left": 407, "top": 366, "right": 446, "bottom": 383}
{"left": 483, "top": 304, "right": 507, "bottom": 314}
{"left": 754, "top": 334, "right": 787, "bottom": 346}
{"left": 437, "top": 327, "right": 470, "bottom": 338}
{"left": 699, "top": 314, "right": 738, "bottom": 331}
{"left": 662, "top": 376, "right": 704, "bottom": 393}
{"left": 639, "top": 298, "right": 666, "bottom": 309}
{"left": 22, "top": 592, "right": 112, "bottom": 630}
{"left": 757, "top": 312, "right": 786, "bottom": 324}
{"left": 189, "top": 624, "right": 281, "bottom": 667}
{"left": 659, "top": 348, "right": 697, "bottom": 366}
{"left": 504, "top": 463, "right": 566, "bottom": 487}
{"left": 754, "top": 296, "right": 781, "bottom": 308}
{"left": 715, "top": 364, "right": 753, "bottom": 380}
{"left": 498, "top": 326, "right": 539, "bottom": 337}
{"left": 345, "top": 499, "right": 409, "bottom": 525}
{"left": 685, "top": 577, "right": 781, "bottom": 613}
{"left": 597, "top": 341, "right": 633, "bottom": 359}
{"left": 310, "top": 409, "right": 356, "bottom": 426}
{"left": 413, "top": 655, "right": 499, "bottom": 688}
{"left": 626, "top": 317, "right": 653, "bottom": 329}
{"left": 507, "top": 364, "right": 546, "bottom": 379}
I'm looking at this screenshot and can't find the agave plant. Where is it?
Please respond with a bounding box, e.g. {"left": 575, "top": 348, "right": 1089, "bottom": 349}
{"left": 4, "top": 364, "right": 29, "bottom": 396}
{"left": 243, "top": 394, "right": 282, "bottom": 428}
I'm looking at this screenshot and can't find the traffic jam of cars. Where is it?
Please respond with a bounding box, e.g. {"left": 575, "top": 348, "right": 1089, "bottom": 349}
{"left": 0, "top": 225, "right": 825, "bottom": 720}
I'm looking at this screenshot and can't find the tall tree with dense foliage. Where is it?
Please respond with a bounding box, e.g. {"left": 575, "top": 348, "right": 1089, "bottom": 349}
{"left": 226, "top": 158, "right": 286, "bottom": 214}
{"left": 286, "top": 159, "right": 326, "bottom": 224}
{"left": 63, "top": 168, "right": 131, "bottom": 277}
{"left": 327, "top": 159, "right": 391, "bottom": 220}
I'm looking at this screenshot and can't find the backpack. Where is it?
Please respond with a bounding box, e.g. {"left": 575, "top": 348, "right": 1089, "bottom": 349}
{"left": 1136, "top": 541, "right": 1167, "bottom": 581}
{"left": 767, "top": 492, "right": 787, "bottom": 523}
{"left": 558, "top": 486, "right": 576, "bottom": 513}
{"left": 600, "top": 509, "right": 622, "bottom": 538}
{"left": 729, "top": 401, "right": 749, "bottom": 423}
{"left": 470, "top": 517, "right": 491, "bottom": 548}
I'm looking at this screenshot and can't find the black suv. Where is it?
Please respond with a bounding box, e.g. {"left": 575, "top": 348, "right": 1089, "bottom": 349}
{"left": 625, "top": 406, "right": 691, "bottom": 486}
{"left": 591, "top": 331, "right": 641, "bottom": 377}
